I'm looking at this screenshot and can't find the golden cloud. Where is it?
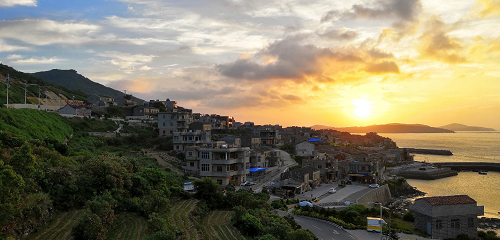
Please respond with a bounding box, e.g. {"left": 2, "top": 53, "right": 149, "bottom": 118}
{"left": 474, "top": 0, "right": 500, "bottom": 17}
{"left": 417, "top": 16, "right": 467, "bottom": 64}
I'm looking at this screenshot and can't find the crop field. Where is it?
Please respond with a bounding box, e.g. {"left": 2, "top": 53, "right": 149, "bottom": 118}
{"left": 27, "top": 210, "right": 83, "bottom": 240}
{"left": 107, "top": 213, "right": 147, "bottom": 240}
{"left": 170, "top": 200, "right": 200, "bottom": 240}
{"left": 200, "top": 211, "right": 246, "bottom": 240}
{"left": 26, "top": 211, "right": 147, "bottom": 240}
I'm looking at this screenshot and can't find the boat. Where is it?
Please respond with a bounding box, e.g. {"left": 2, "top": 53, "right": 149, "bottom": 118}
{"left": 478, "top": 170, "right": 487, "bottom": 175}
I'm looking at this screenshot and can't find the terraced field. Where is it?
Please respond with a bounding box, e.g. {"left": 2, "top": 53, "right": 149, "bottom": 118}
{"left": 26, "top": 210, "right": 147, "bottom": 240}
{"left": 170, "top": 200, "right": 200, "bottom": 240}
{"left": 200, "top": 211, "right": 246, "bottom": 240}
{"left": 27, "top": 209, "right": 83, "bottom": 240}
{"left": 107, "top": 213, "right": 147, "bottom": 240}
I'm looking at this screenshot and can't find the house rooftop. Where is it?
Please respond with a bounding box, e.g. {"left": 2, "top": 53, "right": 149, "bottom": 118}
{"left": 421, "top": 195, "right": 477, "bottom": 206}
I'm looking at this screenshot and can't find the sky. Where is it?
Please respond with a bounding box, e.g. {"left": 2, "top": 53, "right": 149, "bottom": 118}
{"left": 1, "top": 0, "right": 500, "bottom": 129}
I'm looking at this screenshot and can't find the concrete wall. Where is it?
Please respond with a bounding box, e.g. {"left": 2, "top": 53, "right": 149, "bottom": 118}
{"left": 357, "top": 185, "right": 392, "bottom": 206}
{"left": 88, "top": 132, "right": 133, "bottom": 138}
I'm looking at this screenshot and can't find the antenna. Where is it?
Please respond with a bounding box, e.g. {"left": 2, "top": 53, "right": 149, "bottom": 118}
{"left": 5, "top": 74, "right": 11, "bottom": 108}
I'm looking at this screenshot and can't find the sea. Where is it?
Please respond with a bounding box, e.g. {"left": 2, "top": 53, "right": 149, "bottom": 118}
{"left": 380, "top": 132, "right": 500, "bottom": 219}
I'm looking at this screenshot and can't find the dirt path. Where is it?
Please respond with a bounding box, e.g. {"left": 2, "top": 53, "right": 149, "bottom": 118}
{"left": 136, "top": 218, "right": 143, "bottom": 240}
{"left": 210, "top": 226, "right": 221, "bottom": 240}
{"left": 34, "top": 212, "right": 69, "bottom": 240}
{"left": 186, "top": 201, "right": 200, "bottom": 240}
{"left": 141, "top": 149, "right": 183, "bottom": 175}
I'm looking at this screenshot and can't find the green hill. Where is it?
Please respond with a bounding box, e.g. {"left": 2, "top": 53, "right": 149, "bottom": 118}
{"left": 31, "top": 69, "right": 144, "bottom": 105}
{"left": 0, "top": 64, "right": 87, "bottom": 106}
{"left": 0, "top": 108, "right": 73, "bottom": 142}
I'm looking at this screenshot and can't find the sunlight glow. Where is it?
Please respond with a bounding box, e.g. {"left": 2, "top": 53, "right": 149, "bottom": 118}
{"left": 352, "top": 99, "right": 372, "bottom": 118}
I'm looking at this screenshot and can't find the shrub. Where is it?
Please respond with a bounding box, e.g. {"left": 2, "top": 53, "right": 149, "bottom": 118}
{"left": 403, "top": 212, "right": 414, "bottom": 222}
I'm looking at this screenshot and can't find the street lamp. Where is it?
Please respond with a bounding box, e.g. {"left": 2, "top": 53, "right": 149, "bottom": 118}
{"left": 5, "top": 74, "right": 11, "bottom": 108}
{"left": 369, "top": 202, "right": 384, "bottom": 240}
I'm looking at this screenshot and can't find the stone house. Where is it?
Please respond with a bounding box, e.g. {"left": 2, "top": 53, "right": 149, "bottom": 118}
{"left": 58, "top": 104, "right": 91, "bottom": 116}
{"left": 295, "top": 141, "right": 315, "bottom": 156}
{"left": 409, "top": 195, "right": 484, "bottom": 239}
{"left": 132, "top": 106, "right": 159, "bottom": 118}
{"left": 87, "top": 94, "right": 116, "bottom": 107}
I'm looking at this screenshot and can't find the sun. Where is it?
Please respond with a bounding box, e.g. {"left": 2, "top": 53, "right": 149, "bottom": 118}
{"left": 352, "top": 99, "right": 372, "bottom": 118}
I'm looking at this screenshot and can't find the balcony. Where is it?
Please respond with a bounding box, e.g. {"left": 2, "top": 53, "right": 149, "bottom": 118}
{"left": 199, "top": 169, "right": 249, "bottom": 177}
{"left": 210, "top": 158, "right": 247, "bottom": 165}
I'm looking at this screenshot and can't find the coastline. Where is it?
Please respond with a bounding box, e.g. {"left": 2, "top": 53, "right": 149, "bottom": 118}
{"left": 404, "top": 178, "right": 500, "bottom": 232}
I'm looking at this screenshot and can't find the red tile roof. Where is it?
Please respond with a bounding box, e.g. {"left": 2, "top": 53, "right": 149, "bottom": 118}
{"left": 422, "top": 195, "right": 477, "bottom": 206}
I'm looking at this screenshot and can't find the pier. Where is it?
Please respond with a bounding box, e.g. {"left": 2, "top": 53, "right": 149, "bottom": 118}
{"left": 407, "top": 148, "right": 453, "bottom": 156}
{"left": 433, "top": 162, "right": 500, "bottom": 172}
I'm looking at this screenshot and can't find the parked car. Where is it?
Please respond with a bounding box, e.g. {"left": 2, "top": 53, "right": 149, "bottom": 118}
{"left": 328, "top": 188, "right": 336, "bottom": 193}
{"left": 419, "top": 167, "right": 427, "bottom": 171}
{"left": 369, "top": 184, "right": 379, "bottom": 188}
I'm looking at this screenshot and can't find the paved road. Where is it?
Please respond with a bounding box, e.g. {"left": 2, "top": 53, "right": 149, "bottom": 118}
{"left": 276, "top": 210, "right": 358, "bottom": 240}
{"left": 319, "top": 185, "right": 366, "bottom": 203}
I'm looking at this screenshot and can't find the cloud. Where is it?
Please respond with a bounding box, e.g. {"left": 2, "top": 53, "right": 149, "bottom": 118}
{"left": 474, "top": 0, "right": 500, "bottom": 17}
{"left": 6, "top": 54, "right": 22, "bottom": 59}
{"left": 12, "top": 57, "right": 63, "bottom": 64}
{"left": 365, "top": 61, "right": 400, "bottom": 74}
{"left": 317, "top": 28, "right": 358, "bottom": 41}
{"left": 368, "top": 48, "right": 394, "bottom": 59}
{"left": 0, "top": 0, "right": 36, "bottom": 7}
{"left": 0, "top": 40, "right": 29, "bottom": 52}
{"left": 96, "top": 51, "right": 155, "bottom": 70}
{"left": 281, "top": 94, "right": 302, "bottom": 101}
{"left": 322, "top": 0, "right": 422, "bottom": 22}
{"left": 0, "top": 19, "right": 100, "bottom": 46}
{"left": 218, "top": 37, "right": 367, "bottom": 82}
{"left": 417, "top": 16, "right": 467, "bottom": 64}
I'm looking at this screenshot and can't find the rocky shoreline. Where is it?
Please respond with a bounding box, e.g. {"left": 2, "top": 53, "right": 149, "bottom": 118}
{"left": 479, "top": 217, "right": 500, "bottom": 231}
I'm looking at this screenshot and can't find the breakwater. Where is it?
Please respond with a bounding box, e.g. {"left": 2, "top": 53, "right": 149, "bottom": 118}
{"left": 407, "top": 148, "right": 453, "bottom": 156}
{"left": 396, "top": 168, "right": 458, "bottom": 180}
{"left": 433, "top": 162, "right": 500, "bottom": 172}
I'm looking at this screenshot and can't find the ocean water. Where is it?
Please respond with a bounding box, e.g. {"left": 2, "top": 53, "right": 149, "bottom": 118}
{"left": 380, "top": 132, "right": 500, "bottom": 218}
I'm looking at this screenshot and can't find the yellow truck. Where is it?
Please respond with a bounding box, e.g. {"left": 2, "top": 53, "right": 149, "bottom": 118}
{"left": 366, "top": 217, "right": 385, "bottom": 232}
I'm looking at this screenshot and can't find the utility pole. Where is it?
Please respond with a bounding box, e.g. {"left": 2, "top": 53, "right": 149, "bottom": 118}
{"left": 72, "top": 95, "right": 75, "bottom": 104}
{"left": 45, "top": 90, "right": 48, "bottom": 111}
{"left": 24, "top": 82, "right": 29, "bottom": 108}
{"left": 38, "top": 87, "right": 42, "bottom": 110}
{"left": 5, "top": 74, "right": 11, "bottom": 108}
{"left": 369, "top": 202, "right": 384, "bottom": 240}
{"left": 58, "top": 93, "right": 62, "bottom": 109}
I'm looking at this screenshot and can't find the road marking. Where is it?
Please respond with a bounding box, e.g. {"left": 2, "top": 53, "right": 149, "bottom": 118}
{"left": 349, "top": 235, "right": 356, "bottom": 239}
{"left": 312, "top": 225, "right": 321, "bottom": 230}
{"left": 332, "top": 230, "right": 339, "bottom": 234}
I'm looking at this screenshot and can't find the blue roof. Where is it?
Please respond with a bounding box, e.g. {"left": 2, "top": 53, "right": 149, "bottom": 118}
{"left": 249, "top": 168, "right": 267, "bottom": 172}
{"left": 309, "top": 138, "right": 322, "bottom": 142}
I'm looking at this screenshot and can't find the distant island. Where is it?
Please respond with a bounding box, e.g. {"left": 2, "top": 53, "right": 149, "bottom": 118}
{"left": 440, "top": 123, "right": 496, "bottom": 131}
{"left": 311, "top": 123, "right": 454, "bottom": 133}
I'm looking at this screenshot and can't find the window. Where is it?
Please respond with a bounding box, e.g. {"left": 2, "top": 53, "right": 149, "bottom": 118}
{"left": 217, "top": 179, "right": 222, "bottom": 185}
{"left": 189, "top": 137, "right": 192, "bottom": 140}
{"left": 163, "top": 130, "right": 165, "bottom": 134}
{"left": 468, "top": 218, "right": 474, "bottom": 227}
{"left": 451, "top": 219, "right": 460, "bottom": 229}
{"left": 163, "top": 123, "right": 165, "bottom": 126}
{"left": 436, "top": 220, "right": 442, "bottom": 229}
{"left": 190, "top": 162, "right": 194, "bottom": 167}
{"left": 170, "top": 122, "right": 173, "bottom": 126}
{"left": 173, "top": 136, "right": 178, "bottom": 140}
{"left": 176, "top": 145, "right": 179, "bottom": 150}
{"left": 318, "top": 164, "right": 322, "bottom": 169}
{"left": 201, "top": 164, "right": 209, "bottom": 171}
{"left": 258, "top": 156, "right": 261, "bottom": 162}
{"left": 188, "top": 152, "right": 193, "bottom": 156}
{"left": 216, "top": 166, "right": 223, "bottom": 172}
{"left": 163, "top": 115, "right": 165, "bottom": 118}
{"left": 201, "top": 152, "right": 210, "bottom": 159}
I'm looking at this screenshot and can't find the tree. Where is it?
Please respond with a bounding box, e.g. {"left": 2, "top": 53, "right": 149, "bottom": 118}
{"left": 194, "top": 177, "right": 223, "bottom": 209}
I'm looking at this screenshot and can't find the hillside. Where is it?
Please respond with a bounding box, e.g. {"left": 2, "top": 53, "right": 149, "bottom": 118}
{"left": 311, "top": 123, "right": 454, "bottom": 133}
{"left": 440, "top": 123, "right": 496, "bottom": 131}
{"left": 31, "top": 69, "right": 144, "bottom": 105}
{"left": 0, "top": 64, "right": 87, "bottom": 106}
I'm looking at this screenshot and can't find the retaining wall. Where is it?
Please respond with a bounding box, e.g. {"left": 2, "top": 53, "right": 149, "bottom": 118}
{"left": 357, "top": 185, "right": 392, "bottom": 207}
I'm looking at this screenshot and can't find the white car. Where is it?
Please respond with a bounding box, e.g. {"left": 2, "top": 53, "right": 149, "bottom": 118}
{"left": 328, "top": 188, "right": 336, "bottom": 193}
{"left": 369, "top": 184, "right": 379, "bottom": 188}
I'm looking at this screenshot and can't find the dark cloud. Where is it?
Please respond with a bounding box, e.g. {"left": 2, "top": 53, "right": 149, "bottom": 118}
{"left": 322, "top": 0, "right": 422, "bottom": 27}
{"left": 365, "top": 61, "right": 400, "bottom": 74}
{"left": 317, "top": 28, "right": 358, "bottom": 41}
{"left": 368, "top": 48, "right": 394, "bottom": 59}
{"left": 281, "top": 94, "right": 302, "bottom": 101}
{"left": 218, "top": 37, "right": 364, "bottom": 81}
